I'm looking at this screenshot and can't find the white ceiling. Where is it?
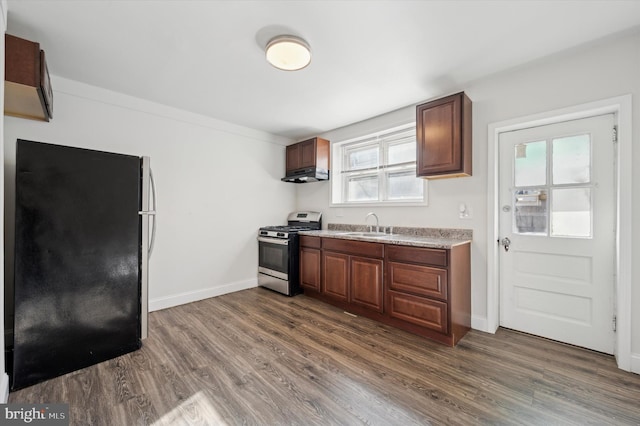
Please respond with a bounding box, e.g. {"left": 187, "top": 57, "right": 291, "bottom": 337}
{"left": 6, "top": 1, "right": 640, "bottom": 140}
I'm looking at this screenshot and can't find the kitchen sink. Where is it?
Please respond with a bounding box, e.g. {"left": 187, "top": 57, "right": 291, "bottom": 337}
{"left": 335, "top": 231, "right": 392, "bottom": 238}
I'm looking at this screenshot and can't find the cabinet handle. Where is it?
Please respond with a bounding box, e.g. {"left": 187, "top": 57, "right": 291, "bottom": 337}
{"left": 437, "top": 275, "right": 441, "bottom": 288}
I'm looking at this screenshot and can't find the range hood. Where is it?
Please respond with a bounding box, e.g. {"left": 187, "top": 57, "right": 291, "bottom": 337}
{"left": 281, "top": 167, "right": 329, "bottom": 183}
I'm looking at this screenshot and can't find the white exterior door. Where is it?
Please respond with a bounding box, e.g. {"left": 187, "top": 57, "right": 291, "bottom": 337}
{"left": 499, "top": 114, "right": 616, "bottom": 354}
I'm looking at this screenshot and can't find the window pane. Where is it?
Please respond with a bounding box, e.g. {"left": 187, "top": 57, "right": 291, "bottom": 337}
{"left": 387, "top": 171, "right": 422, "bottom": 200}
{"left": 348, "top": 146, "right": 378, "bottom": 170}
{"left": 513, "top": 189, "right": 548, "bottom": 235}
{"left": 514, "top": 141, "right": 546, "bottom": 187}
{"left": 551, "top": 188, "right": 591, "bottom": 237}
{"left": 552, "top": 134, "right": 590, "bottom": 184}
{"left": 388, "top": 141, "right": 415, "bottom": 165}
{"left": 347, "top": 175, "right": 378, "bottom": 201}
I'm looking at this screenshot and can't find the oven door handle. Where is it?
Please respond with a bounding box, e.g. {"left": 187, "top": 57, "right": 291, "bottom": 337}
{"left": 257, "top": 236, "right": 289, "bottom": 246}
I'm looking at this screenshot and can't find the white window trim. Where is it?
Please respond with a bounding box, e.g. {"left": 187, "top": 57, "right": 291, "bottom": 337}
{"left": 330, "top": 123, "right": 428, "bottom": 207}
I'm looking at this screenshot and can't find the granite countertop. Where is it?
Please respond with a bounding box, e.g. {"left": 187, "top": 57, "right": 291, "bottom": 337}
{"left": 299, "top": 224, "right": 472, "bottom": 249}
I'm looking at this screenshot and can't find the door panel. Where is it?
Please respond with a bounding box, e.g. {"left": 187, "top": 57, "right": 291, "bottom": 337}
{"left": 499, "top": 114, "right": 615, "bottom": 354}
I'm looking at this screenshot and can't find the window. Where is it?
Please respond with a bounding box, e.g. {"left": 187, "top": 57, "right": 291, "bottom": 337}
{"left": 331, "top": 124, "right": 426, "bottom": 205}
{"left": 512, "top": 134, "right": 593, "bottom": 238}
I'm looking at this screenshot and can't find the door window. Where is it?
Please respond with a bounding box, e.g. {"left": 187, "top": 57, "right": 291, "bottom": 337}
{"left": 512, "top": 133, "right": 593, "bottom": 238}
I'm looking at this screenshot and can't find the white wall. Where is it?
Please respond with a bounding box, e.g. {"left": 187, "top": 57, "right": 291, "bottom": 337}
{"left": 297, "top": 30, "right": 640, "bottom": 371}
{"left": 4, "top": 76, "right": 296, "bottom": 330}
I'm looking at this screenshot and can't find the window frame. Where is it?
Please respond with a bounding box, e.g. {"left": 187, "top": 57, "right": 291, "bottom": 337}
{"left": 330, "top": 123, "right": 428, "bottom": 207}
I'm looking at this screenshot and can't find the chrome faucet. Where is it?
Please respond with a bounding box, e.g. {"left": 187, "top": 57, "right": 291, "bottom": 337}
{"left": 365, "top": 212, "right": 379, "bottom": 233}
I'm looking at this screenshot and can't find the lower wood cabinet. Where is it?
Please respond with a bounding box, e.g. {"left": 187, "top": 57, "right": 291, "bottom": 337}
{"left": 322, "top": 251, "right": 349, "bottom": 302}
{"left": 350, "top": 256, "right": 383, "bottom": 313}
{"left": 321, "top": 240, "right": 384, "bottom": 313}
{"left": 300, "top": 234, "right": 471, "bottom": 346}
{"left": 387, "top": 290, "right": 448, "bottom": 334}
{"left": 388, "top": 261, "right": 447, "bottom": 300}
{"left": 300, "top": 236, "right": 321, "bottom": 292}
{"left": 300, "top": 246, "right": 321, "bottom": 292}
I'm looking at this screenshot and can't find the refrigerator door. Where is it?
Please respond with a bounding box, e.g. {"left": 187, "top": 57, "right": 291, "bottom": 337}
{"left": 12, "top": 140, "right": 142, "bottom": 390}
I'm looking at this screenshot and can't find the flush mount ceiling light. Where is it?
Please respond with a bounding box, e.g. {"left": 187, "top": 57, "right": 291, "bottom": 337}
{"left": 265, "top": 35, "right": 311, "bottom": 71}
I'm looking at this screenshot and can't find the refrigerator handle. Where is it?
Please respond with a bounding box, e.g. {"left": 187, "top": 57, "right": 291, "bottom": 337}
{"left": 139, "top": 156, "right": 154, "bottom": 340}
{"left": 148, "top": 168, "right": 157, "bottom": 258}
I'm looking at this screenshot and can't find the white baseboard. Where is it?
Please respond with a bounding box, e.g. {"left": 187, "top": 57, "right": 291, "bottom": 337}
{"left": 149, "top": 278, "right": 257, "bottom": 312}
{"left": 471, "top": 315, "right": 491, "bottom": 333}
{"left": 631, "top": 353, "right": 640, "bottom": 375}
{"left": 0, "top": 372, "right": 9, "bottom": 403}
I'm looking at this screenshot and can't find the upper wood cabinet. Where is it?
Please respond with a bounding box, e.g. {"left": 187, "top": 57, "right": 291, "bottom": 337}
{"left": 416, "top": 92, "right": 471, "bottom": 178}
{"left": 285, "top": 137, "right": 330, "bottom": 173}
{"left": 5, "top": 34, "right": 53, "bottom": 122}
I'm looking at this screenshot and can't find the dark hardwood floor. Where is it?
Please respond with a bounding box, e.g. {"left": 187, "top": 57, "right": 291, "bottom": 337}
{"left": 9, "top": 287, "right": 640, "bottom": 425}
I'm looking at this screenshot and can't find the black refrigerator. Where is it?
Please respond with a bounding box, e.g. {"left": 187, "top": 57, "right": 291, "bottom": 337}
{"left": 11, "top": 139, "right": 156, "bottom": 390}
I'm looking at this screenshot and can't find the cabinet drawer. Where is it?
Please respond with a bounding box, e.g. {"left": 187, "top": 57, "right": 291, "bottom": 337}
{"left": 386, "top": 245, "right": 447, "bottom": 267}
{"left": 323, "top": 238, "right": 383, "bottom": 258}
{"left": 300, "top": 235, "right": 321, "bottom": 249}
{"left": 388, "top": 291, "right": 448, "bottom": 334}
{"left": 388, "top": 262, "right": 447, "bottom": 300}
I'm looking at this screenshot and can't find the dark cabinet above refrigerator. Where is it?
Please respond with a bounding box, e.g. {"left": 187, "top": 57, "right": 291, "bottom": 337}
{"left": 5, "top": 34, "right": 53, "bottom": 122}
{"left": 282, "top": 137, "right": 330, "bottom": 183}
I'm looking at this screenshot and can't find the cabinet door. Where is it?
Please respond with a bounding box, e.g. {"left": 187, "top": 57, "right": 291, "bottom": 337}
{"left": 322, "top": 251, "right": 349, "bottom": 302}
{"left": 286, "top": 143, "right": 301, "bottom": 172}
{"left": 350, "top": 256, "right": 383, "bottom": 313}
{"left": 299, "top": 139, "right": 317, "bottom": 169}
{"left": 416, "top": 92, "right": 471, "bottom": 177}
{"left": 300, "top": 247, "right": 321, "bottom": 292}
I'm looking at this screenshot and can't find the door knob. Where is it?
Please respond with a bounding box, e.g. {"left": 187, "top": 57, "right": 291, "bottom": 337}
{"left": 500, "top": 237, "right": 511, "bottom": 252}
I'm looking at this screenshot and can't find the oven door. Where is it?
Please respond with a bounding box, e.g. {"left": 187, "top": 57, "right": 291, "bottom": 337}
{"left": 257, "top": 236, "right": 289, "bottom": 280}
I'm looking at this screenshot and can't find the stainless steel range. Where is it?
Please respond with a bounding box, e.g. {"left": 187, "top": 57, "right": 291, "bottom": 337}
{"left": 257, "top": 211, "right": 322, "bottom": 296}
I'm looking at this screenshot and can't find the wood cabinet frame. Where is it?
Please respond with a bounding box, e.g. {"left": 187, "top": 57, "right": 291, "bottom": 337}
{"left": 300, "top": 235, "right": 471, "bottom": 346}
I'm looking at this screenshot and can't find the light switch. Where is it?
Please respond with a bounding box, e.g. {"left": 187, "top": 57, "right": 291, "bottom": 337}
{"left": 459, "top": 203, "right": 471, "bottom": 219}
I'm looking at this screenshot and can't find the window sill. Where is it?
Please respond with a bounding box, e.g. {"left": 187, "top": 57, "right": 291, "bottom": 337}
{"left": 330, "top": 200, "right": 428, "bottom": 208}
